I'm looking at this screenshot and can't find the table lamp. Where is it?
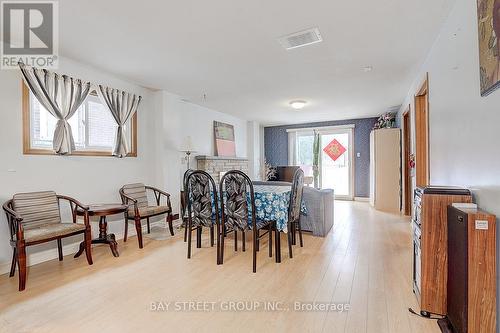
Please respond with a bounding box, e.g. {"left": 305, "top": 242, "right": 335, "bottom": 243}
{"left": 180, "top": 136, "right": 197, "bottom": 170}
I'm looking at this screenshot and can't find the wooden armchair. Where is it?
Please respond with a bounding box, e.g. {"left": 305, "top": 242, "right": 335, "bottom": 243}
{"left": 3, "top": 191, "right": 92, "bottom": 291}
{"left": 119, "top": 183, "right": 173, "bottom": 249}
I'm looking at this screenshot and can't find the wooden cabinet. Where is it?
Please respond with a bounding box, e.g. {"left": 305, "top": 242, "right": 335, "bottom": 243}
{"left": 413, "top": 187, "right": 472, "bottom": 316}
{"left": 369, "top": 128, "right": 401, "bottom": 213}
{"left": 441, "top": 207, "right": 497, "bottom": 333}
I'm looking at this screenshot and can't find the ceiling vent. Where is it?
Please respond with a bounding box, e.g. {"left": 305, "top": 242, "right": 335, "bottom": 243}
{"left": 278, "top": 27, "right": 323, "bottom": 50}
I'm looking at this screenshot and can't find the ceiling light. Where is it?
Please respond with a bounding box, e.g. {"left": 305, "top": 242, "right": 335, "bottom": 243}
{"left": 290, "top": 100, "right": 307, "bottom": 109}
{"left": 363, "top": 66, "right": 373, "bottom": 72}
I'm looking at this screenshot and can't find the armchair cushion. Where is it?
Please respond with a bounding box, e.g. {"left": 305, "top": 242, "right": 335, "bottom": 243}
{"left": 128, "top": 205, "right": 170, "bottom": 218}
{"left": 23, "top": 223, "right": 86, "bottom": 242}
{"left": 12, "top": 191, "right": 61, "bottom": 228}
{"left": 122, "top": 183, "right": 148, "bottom": 208}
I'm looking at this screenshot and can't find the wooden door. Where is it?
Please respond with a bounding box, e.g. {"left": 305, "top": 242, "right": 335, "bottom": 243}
{"left": 403, "top": 108, "right": 411, "bottom": 216}
{"left": 415, "top": 75, "right": 429, "bottom": 187}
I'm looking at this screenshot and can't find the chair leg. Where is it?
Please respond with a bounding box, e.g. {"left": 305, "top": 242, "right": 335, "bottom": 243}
{"left": 124, "top": 220, "right": 129, "bottom": 242}
{"left": 135, "top": 217, "right": 144, "bottom": 249}
{"left": 187, "top": 225, "right": 192, "bottom": 259}
{"left": 220, "top": 229, "right": 225, "bottom": 264}
{"left": 17, "top": 243, "right": 27, "bottom": 291}
{"left": 268, "top": 226, "right": 273, "bottom": 258}
{"left": 253, "top": 230, "right": 257, "bottom": 273}
{"left": 167, "top": 213, "right": 174, "bottom": 236}
{"left": 57, "top": 239, "right": 63, "bottom": 261}
{"left": 84, "top": 228, "right": 93, "bottom": 265}
{"left": 196, "top": 227, "right": 202, "bottom": 248}
{"left": 147, "top": 217, "right": 151, "bottom": 234}
{"left": 234, "top": 230, "right": 238, "bottom": 251}
{"left": 210, "top": 225, "right": 214, "bottom": 247}
{"left": 292, "top": 222, "right": 297, "bottom": 246}
{"left": 256, "top": 229, "right": 260, "bottom": 252}
{"left": 9, "top": 248, "right": 17, "bottom": 277}
{"left": 275, "top": 228, "right": 281, "bottom": 263}
{"left": 298, "top": 220, "right": 304, "bottom": 247}
{"left": 287, "top": 226, "right": 293, "bottom": 259}
{"left": 242, "top": 230, "right": 246, "bottom": 252}
{"left": 183, "top": 219, "right": 188, "bottom": 242}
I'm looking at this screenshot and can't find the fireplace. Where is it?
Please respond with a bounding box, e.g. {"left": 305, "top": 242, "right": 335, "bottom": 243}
{"left": 195, "top": 155, "right": 249, "bottom": 183}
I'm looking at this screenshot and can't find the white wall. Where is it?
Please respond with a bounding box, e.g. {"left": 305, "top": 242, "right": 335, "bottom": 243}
{"left": 0, "top": 56, "right": 158, "bottom": 271}
{"left": 154, "top": 91, "right": 248, "bottom": 215}
{"left": 399, "top": 0, "right": 500, "bottom": 322}
{"left": 246, "top": 121, "right": 262, "bottom": 180}
{"left": 0, "top": 57, "right": 250, "bottom": 274}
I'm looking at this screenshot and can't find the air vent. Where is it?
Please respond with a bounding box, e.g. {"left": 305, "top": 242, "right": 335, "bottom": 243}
{"left": 278, "top": 27, "right": 323, "bottom": 50}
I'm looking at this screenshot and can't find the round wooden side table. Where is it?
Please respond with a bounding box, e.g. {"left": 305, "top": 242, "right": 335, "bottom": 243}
{"left": 74, "top": 204, "right": 128, "bottom": 258}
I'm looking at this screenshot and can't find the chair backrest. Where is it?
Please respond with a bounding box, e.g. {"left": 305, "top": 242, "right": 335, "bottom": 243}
{"left": 121, "top": 183, "right": 148, "bottom": 208}
{"left": 181, "top": 169, "right": 194, "bottom": 217}
{"left": 12, "top": 191, "right": 61, "bottom": 228}
{"left": 219, "top": 170, "right": 255, "bottom": 231}
{"left": 289, "top": 168, "right": 305, "bottom": 222}
{"left": 186, "top": 170, "right": 219, "bottom": 227}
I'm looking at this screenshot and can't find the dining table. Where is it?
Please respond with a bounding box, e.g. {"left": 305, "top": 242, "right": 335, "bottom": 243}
{"left": 203, "top": 183, "right": 306, "bottom": 233}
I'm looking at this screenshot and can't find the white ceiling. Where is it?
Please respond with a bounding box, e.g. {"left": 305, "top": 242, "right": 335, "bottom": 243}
{"left": 59, "top": 0, "right": 455, "bottom": 125}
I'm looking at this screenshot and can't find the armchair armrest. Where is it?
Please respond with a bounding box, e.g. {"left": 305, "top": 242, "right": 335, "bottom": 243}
{"left": 3, "top": 200, "right": 24, "bottom": 241}
{"left": 57, "top": 195, "right": 89, "bottom": 211}
{"left": 57, "top": 195, "right": 90, "bottom": 226}
{"left": 146, "top": 186, "right": 172, "bottom": 209}
{"left": 119, "top": 189, "right": 139, "bottom": 216}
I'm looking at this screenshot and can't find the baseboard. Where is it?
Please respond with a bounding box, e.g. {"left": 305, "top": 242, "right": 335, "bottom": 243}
{"left": 354, "top": 197, "right": 370, "bottom": 202}
{"left": 0, "top": 220, "right": 168, "bottom": 276}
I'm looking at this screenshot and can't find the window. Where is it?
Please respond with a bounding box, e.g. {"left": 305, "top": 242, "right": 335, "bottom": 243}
{"left": 23, "top": 83, "right": 137, "bottom": 156}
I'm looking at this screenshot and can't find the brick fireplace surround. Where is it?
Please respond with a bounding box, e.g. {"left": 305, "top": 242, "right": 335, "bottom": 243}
{"left": 196, "top": 155, "right": 249, "bottom": 183}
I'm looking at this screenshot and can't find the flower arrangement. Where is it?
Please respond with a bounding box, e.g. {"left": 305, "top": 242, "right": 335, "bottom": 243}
{"left": 409, "top": 153, "right": 416, "bottom": 169}
{"left": 261, "top": 158, "right": 277, "bottom": 181}
{"left": 373, "top": 112, "right": 396, "bottom": 129}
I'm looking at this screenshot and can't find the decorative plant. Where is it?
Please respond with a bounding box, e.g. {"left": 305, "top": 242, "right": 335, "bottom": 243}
{"left": 312, "top": 131, "right": 320, "bottom": 188}
{"left": 373, "top": 112, "right": 397, "bottom": 129}
{"left": 261, "top": 158, "right": 277, "bottom": 181}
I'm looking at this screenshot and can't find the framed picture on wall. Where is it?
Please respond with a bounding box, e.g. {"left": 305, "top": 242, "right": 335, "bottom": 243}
{"left": 214, "top": 121, "right": 236, "bottom": 157}
{"left": 477, "top": 0, "right": 500, "bottom": 96}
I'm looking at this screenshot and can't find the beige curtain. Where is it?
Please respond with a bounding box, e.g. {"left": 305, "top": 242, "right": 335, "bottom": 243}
{"left": 97, "top": 85, "right": 141, "bottom": 158}
{"left": 19, "top": 62, "right": 91, "bottom": 155}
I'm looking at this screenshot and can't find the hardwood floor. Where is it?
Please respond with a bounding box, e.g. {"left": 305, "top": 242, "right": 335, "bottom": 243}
{"left": 0, "top": 201, "right": 439, "bottom": 333}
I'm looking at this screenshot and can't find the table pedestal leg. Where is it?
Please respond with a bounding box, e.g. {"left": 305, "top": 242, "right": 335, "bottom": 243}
{"left": 74, "top": 216, "right": 119, "bottom": 258}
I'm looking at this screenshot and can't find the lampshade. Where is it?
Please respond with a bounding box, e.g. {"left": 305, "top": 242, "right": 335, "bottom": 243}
{"left": 180, "top": 136, "right": 196, "bottom": 152}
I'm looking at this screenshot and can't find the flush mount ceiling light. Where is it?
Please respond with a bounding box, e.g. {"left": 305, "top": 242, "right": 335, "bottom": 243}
{"left": 362, "top": 66, "right": 373, "bottom": 72}
{"left": 290, "top": 100, "right": 307, "bottom": 109}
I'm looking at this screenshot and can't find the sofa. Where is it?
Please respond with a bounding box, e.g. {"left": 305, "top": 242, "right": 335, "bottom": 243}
{"left": 253, "top": 181, "right": 334, "bottom": 237}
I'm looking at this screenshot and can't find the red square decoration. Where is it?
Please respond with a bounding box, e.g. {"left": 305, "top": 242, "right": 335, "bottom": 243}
{"left": 323, "top": 139, "right": 346, "bottom": 161}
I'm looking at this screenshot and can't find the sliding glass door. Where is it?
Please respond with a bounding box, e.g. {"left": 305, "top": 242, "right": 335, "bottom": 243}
{"left": 319, "top": 129, "right": 353, "bottom": 199}
{"left": 288, "top": 125, "right": 354, "bottom": 200}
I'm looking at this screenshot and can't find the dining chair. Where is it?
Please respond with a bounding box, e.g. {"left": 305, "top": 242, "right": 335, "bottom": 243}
{"left": 219, "top": 170, "right": 273, "bottom": 272}
{"left": 185, "top": 170, "right": 219, "bottom": 262}
{"left": 3, "top": 191, "right": 92, "bottom": 291}
{"left": 287, "top": 168, "right": 305, "bottom": 259}
{"left": 119, "top": 183, "right": 173, "bottom": 249}
{"left": 181, "top": 169, "right": 194, "bottom": 242}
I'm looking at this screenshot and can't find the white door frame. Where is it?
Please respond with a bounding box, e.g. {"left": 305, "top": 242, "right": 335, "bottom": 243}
{"left": 317, "top": 126, "right": 354, "bottom": 200}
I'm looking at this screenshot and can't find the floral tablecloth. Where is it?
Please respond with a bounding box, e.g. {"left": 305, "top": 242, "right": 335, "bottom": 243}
{"left": 189, "top": 185, "right": 306, "bottom": 233}
{"left": 252, "top": 185, "right": 299, "bottom": 233}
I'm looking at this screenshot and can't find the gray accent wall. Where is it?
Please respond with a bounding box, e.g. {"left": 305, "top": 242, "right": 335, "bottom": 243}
{"left": 264, "top": 117, "right": 378, "bottom": 198}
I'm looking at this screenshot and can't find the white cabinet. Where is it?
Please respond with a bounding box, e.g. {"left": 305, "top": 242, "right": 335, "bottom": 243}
{"left": 369, "top": 128, "right": 401, "bottom": 213}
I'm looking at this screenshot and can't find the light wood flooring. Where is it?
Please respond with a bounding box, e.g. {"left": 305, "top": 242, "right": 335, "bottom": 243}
{"left": 0, "top": 201, "right": 439, "bottom": 333}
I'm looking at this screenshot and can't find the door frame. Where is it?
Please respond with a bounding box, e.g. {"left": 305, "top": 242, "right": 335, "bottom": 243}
{"left": 402, "top": 106, "right": 412, "bottom": 216}
{"left": 317, "top": 126, "right": 355, "bottom": 200}
{"left": 414, "top": 74, "right": 430, "bottom": 187}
